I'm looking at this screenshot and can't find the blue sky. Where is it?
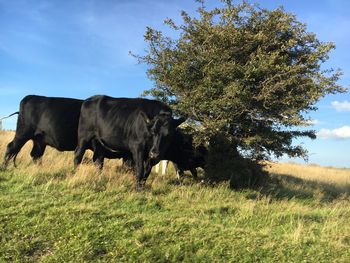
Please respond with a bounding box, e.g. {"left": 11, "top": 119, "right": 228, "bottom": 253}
{"left": 0, "top": 0, "right": 349, "bottom": 167}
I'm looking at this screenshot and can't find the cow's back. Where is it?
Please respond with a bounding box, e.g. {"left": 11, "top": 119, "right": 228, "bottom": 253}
{"left": 79, "top": 95, "right": 172, "bottom": 150}
{"left": 18, "top": 95, "right": 83, "bottom": 151}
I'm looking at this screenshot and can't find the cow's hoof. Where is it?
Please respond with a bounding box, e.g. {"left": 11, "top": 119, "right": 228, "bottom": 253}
{"left": 135, "top": 185, "right": 143, "bottom": 191}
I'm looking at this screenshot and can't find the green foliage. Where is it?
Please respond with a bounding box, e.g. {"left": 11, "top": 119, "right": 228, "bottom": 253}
{"left": 204, "top": 134, "right": 268, "bottom": 188}
{"left": 136, "top": 0, "right": 345, "bottom": 161}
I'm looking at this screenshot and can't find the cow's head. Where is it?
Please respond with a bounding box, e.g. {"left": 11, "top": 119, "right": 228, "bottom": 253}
{"left": 140, "top": 111, "right": 185, "bottom": 161}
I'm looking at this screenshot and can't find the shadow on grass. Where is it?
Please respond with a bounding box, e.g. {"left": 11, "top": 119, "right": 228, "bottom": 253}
{"left": 180, "top": 169, "right": 350, "bottom": 203}
{"left": 256, "top": 173, "right": 350, "bottom": 203}
{"left": 166, "top": 176, "right": 200, "bottom": 187}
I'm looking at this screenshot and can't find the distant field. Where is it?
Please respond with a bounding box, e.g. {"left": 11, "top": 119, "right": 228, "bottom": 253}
{"left": 268, "top": 161, "right": 350, "bottom": 186}
{"left": 0, "top": 131, "right": 350, "bottom": 262}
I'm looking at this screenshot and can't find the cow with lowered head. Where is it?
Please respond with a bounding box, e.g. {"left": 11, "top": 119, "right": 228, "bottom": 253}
{"left": 164, "top": 130, "right": 207, "bottom": 179}
{"left": 74, "top": 95, "right": 184, "bottom": 189}
{"left": 122, "top": 130, "right": 207, "bottom": 179}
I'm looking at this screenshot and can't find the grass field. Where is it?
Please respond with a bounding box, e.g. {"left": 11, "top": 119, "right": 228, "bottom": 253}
{"left": 0, "top": 131, "right": 350, "bottom": 262}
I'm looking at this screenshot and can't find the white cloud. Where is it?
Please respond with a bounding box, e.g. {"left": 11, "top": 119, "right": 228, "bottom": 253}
{"left": 331, "top": 101, "right": 350, "bottom": 112}
{"left": 304, "top": 119, "right": 319, "bottom": 126}
{"left": 317, "top": 126, "right": 350, "bottom": 139}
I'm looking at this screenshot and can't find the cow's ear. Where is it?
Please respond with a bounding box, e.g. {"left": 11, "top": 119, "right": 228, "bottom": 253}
{"left": 173, "top": 117, "right": 186, "bottom": 127}
{"left": 140, "top": 111, "right": 151, "bottom": 125}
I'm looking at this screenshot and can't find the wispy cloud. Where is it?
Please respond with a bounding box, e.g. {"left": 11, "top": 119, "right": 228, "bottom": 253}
{"left": 304, "top": 119, "right": 319, "bottom": 126}
{"left": 317, "top": 126, "right": 350, "bottom": 139}
{"left": 331, "top": 101, "right": 350, "bottom": 112}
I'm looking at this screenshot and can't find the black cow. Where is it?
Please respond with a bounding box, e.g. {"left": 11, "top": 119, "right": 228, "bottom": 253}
{"left": 162, "top": 130, "right": 207, "bottom": 179}
{"left": 3, "top": 95, "right": 83, "bottom": 167}
{"left": 74, "top": 95, "right": 184, "bottom": 189}
{"left": 2, "top": 95, "right": 122, "bottom": 168}
{"left": 118, "top": 130, "right": 207, "bottom": 179}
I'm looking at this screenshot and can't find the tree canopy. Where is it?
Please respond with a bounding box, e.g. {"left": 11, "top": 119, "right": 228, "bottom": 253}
{"left": 136, "top": 0, "right": 344, "bottom": 162}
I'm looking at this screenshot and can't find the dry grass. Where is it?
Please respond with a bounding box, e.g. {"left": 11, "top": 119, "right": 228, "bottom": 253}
{"left": 1, "top": 131, "right": 350, "bottom": 262}
{"left": 266, "top": 161, "right": 350, "bottom": 186}
{"left": 263, "top": 161, "right": 350, "bottom": 202}
{"left": 1, "top": 130, "right": 350, "bottom": 191}
{"left": 0, "top": 130, "right": 164, "bottom": 189}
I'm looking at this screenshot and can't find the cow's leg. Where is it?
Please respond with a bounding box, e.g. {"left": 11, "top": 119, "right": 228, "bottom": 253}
{"left": 3, "top": 136, "right": 29, "bottom": 168}
{"left": 173, "top": 163, "right": 184, "bottom": 180}
{"left": 122, "top": 158, "right": 134, "bottom": 172}
{"left": 91, "top": 140, "right": 104, "bottom": 170}
{"left": 132, "top": 150, "right": 145, "bottom": 190}
{"left": 92, "top": 153, "right": 104, "bottom": 170}
{"left": 190, "top": 168, "right": 198, "bottom": 179}
{"left": 74, "top": 139, "right": 89, "bottom": 168}
{"left": 142, "top": 160, "right": 153, "bottom": 183}
{"left": 30, "top": 138, "right": 46, "bottom": 164}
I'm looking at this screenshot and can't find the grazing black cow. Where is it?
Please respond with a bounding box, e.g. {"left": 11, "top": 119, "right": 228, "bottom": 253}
{"left": 118, "top": 130, "right": 207, "bottom": 179}
{"left": 74, "top": 95, "right": 184, "bottom": 189}
{"left": 162, "top": 130, "right": 207, "bottom": 179}
{"left": 2, "top": 95, "right": 123, "bottom": 168}
{"left": 2, "top": 95, "right": 83, "bottom": 167}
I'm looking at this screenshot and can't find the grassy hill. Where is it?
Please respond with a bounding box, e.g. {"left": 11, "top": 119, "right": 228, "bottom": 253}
{"left": 0, "top": 131, "right": 349, "bottom": 262}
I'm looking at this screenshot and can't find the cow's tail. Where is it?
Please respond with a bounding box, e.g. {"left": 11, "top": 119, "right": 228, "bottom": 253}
{"left": 0, "top": 112, "right": 19, "bottom": 120}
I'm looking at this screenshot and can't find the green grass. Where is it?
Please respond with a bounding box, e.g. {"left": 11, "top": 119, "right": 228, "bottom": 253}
{"left": 1, "top": 164, "right": 350, "bottom": 262}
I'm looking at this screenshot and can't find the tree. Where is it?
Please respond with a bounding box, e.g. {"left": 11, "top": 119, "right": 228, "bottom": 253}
{"left": 135, "top": 0, "right": 345, "bottom": 184}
